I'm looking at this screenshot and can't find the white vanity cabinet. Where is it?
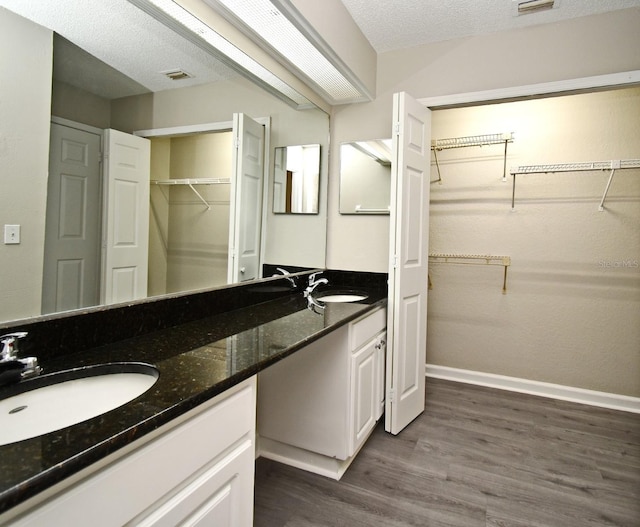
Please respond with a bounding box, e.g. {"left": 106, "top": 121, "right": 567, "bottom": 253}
{"left": 258, "top": 306, "right": 386, "bottom": 480}
{"left": 5, "top": 377, "right": 256, "bottom": 527}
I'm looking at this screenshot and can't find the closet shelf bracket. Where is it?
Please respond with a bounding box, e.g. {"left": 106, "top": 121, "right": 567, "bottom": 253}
{"left": 428, "top": 253, "right": 511, "bottom": 294}
{"left": 150, "top": 178, "right": 231, "bottom": 210}
{"left": 431, "top": 132, "right": 514, "bottom": 184}
{"left": 509, "top": 159, "right": 640, "bottom": 211}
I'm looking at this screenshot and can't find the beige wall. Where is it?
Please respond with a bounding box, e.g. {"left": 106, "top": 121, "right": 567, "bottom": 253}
{"left": 428, "top": 88, "right": 640, "bottom": 397}
{"left": 51, "top": 80, "right": 111, "bottom": 129}
{"left": 0, "top": 8, "right": 52, "bottom": 321}
{"left": 148, "top": 133, "right": 233, "bottom": 297}
{"left": 148, "top": 137, "right": 171, "bottom": 297}
{"left": 152, "top": 133, "right": 232, "bottom": 295}
{"left": 328, "top": 8, "right": 640, "bottom": 397}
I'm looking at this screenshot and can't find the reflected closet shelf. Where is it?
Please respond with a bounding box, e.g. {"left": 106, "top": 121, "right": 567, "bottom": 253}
{"left": 150, "top": 178, "right": 230, "bottom": 210}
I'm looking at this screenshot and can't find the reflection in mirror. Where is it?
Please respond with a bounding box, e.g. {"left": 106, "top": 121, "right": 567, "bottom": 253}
{"left": 339, "top": 140, "right": 392, "bottom": 214}
{"left": 273, "top": 144, "right": 321, "bottom": 214}
{"left": 0, "top": 3, "right": 329, "bottom": 326}
{"left": 148, "top": 132, "right": 232, "bottom": 298}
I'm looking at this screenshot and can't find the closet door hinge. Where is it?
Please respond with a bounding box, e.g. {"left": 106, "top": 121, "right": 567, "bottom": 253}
{"left": 234, "top": 138, "right": 240, "bottom": 149}
{"left": 394, "top": 122, "right": 400, "bottom": 136}
{"left": 388, "top": 388, "right": 395, "bottom": 403}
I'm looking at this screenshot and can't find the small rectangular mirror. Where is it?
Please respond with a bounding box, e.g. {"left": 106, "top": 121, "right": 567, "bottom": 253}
{"left": 273, "top": 144, "right": 321, "bottom": 214}
{"left": 339, "top": 139, "right": 392, "bottom": 214}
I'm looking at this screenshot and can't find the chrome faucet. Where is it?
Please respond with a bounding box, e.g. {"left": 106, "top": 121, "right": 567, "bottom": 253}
{"left": 0, "top": 332, "right": 41, "bottom": 381}
{"left": 272, "top": 267, "right": 297, "bottom": 288}
{"left": 304, "top": 272, "right": 328, "bottom": 297}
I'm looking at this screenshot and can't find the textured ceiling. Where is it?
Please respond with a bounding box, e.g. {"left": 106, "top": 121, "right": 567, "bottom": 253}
{"left": 340, "top": 0, "right": 640, "bottom": 53}
{"left": 0, "top": 0, "right": 238, "bottom": 100}
{"left": 2, "top": 0, "right": 639, "bottom": 102}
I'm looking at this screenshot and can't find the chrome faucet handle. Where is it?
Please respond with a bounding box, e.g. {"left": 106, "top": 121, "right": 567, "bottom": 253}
{"left": 273, "top": 267, "right": 297, "bottom": 287}
{"left": 308, "top": 272, "right": 323, "bottom": 285}
{"left": 0, "top": 332, "right": 28, "bottom": 362}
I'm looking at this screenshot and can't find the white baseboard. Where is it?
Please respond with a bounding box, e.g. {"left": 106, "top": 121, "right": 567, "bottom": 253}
{"left": 425, "top": 364, "right": 640, "bottom": 414}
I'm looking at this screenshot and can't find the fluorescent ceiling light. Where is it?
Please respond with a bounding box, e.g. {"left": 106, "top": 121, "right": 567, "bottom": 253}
{"left": 355, "top": 139, "right": 392, "bottom": 166}
{"left": 205, "top": 0, "right": 371, "bottom": 105}
{"left": 127, "top": 0, "right": 314, "bottom": 108}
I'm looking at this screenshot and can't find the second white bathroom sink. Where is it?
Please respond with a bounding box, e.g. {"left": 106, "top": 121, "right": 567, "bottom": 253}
{"left": 316, "top": 293, "right": 368, "bottom": 303}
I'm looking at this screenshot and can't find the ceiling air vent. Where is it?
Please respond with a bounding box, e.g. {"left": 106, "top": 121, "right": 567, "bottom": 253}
{"left": 162, "top": 69, "right": 193, "bottom": 80}
{"left": 512, "top": 0, "right": 556, "bottom": 16}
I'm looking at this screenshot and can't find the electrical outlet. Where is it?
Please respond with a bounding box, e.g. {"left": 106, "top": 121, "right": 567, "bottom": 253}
{"left": 4, "top": 225, "right": 20, "bottom": 245}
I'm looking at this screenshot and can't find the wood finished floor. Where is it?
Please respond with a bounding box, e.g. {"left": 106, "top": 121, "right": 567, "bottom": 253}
{"left": 254, "top": 378, "right": 640, "bottom": 527}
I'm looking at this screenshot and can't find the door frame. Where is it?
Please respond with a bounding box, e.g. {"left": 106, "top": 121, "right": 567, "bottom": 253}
{"left": 419, "top": 70, "right": 640, "bottom": 109}
{"left": 134, "top": 118, "right": 272, "bottom": 278}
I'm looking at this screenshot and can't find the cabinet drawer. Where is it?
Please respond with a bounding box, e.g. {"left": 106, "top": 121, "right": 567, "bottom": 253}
{"left": 350, "top": 307, "right": 386, "bottom": 351}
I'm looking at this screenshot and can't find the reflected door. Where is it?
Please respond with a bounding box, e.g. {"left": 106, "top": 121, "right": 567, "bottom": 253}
{"left": 228, "top": 114, "right": 265, "bottom": 283}
{"left": 102, "top": 129, "right": 150, "bottom": 304}
{"left": 42, "top": 123, "right": 102, "bottom": 314}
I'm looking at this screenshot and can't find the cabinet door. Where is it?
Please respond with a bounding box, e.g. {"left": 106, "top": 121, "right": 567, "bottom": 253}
{"left": 375, "top": 332, "right": 387, "bottom": 421}
{"left": 132, "top": 439, "right": 254, "bottom": 527}
{"left": 349, "top": 338, "right": 377, "bottom": 454}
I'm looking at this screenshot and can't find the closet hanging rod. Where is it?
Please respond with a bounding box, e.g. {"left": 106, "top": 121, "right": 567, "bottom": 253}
{"left": 150, "top": 178, "right": 231, "bottom": 185}
{"left": 431, "top": 132, "right": 514, "bottom": 183}
{"left": 428, "top": 253, "right": 511, "bottom": 293}
{"left": 509, "top": 158, "right": 640, "bottom": 211}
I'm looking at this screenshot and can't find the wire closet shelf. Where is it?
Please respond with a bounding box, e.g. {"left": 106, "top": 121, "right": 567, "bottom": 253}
{"left": 150, "top": 178, "right": 230, "bottom": 210}
{"left": 431, "top": 132, "right": 515, "bottom": 183}
{"left": 509, "top": 159, "right": 640, "bottom": 211}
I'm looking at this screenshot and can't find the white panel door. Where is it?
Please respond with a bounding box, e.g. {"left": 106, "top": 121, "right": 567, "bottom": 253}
{"left": 42, "top": 123, "right": 102, "bottom": 314}
{"left": 228, "top": 114, "right": 264, "bottom": 283}
{"left": 102, "top": 129, "right": 150, "bottom": 304}
{"left": 385, "top": 92, "right": 431, "bottom": 435}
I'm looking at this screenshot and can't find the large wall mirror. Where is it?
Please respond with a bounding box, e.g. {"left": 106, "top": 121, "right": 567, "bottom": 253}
{"left": 0, "top": 0, "right": 329, "bottom": 325}
{"left": 273, "top": 144, "right": 321, "bottom": 214}
{"left": 339, "top": 139, "right": 392, "bottom": 214}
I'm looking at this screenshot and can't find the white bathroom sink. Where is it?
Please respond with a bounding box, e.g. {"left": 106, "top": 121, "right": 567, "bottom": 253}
{"left": 0, "top": 363, "right": 158, "bottom": 446}
{"left": 316, "top": 293, "right": 368, "bottom": 303}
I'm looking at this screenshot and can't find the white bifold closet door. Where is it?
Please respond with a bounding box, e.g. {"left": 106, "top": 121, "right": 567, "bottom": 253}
{"left": 385, "top": 92, "right": 431, "bottom": 435}
{"left": 228, "top": 113, "right": 265, "bottom": 284}
{"left": 102, "top": 129, "right": 150, "bottom": 305}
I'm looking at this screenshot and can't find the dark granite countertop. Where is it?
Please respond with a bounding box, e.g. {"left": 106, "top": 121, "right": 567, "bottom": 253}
{"left": 0, "top": 270, "right": 387, "bottom": 516}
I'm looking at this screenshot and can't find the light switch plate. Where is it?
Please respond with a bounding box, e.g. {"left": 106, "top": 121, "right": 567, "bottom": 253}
{"left": 4, "top": 224, "right": 20, "bottom": 244}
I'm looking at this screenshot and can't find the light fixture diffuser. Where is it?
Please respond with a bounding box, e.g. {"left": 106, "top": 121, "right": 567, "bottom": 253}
{"left": 205, "top": 0, "right": 371, "bottom": 105}
{"left": 127, "top": 0, "right": 314, "bottom": 108}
